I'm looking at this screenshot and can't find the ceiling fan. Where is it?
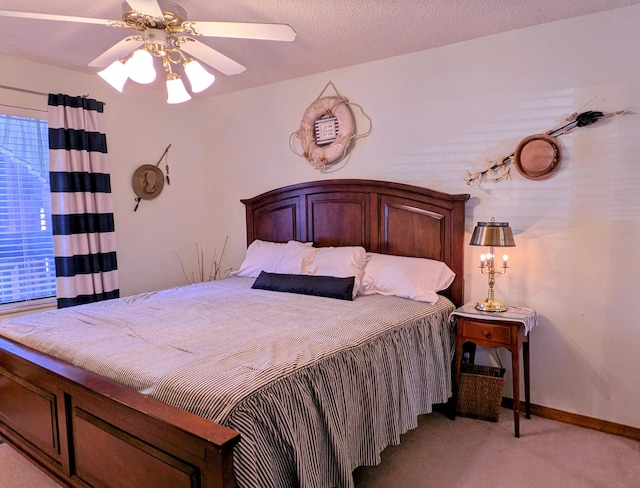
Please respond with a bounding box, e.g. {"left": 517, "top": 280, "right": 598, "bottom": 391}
{"left": 0, "top": 0, "right": 296, "bottom": 103}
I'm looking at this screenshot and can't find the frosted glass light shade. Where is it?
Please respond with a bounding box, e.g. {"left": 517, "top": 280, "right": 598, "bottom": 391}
{"left": 184, "top": 60, "right": 215, "bottom": 93}
{"left": 166, "top": 76, "right": 191, "bottom": 104}
{"left": 125, "top": 49, "right": 156, "bottom": 84}
{"left": 98, "top": 60, "right": 128, "bottom": 92}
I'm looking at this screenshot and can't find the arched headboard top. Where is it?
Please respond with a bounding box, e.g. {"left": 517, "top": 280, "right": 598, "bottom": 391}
{"left": 242, "top": 179, "right": 470, "bottom": 306}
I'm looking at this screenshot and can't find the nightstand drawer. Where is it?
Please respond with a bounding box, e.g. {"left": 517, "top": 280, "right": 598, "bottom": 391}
{"left": 461, "top": 319, "right": 512, "bottom": 345}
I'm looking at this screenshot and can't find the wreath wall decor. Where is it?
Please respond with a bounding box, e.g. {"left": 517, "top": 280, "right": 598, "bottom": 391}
{"left": 290, "top": 82, "right": 372, "bottom": 171}
{"left": 466, "top": 109, "right": 627, "bottom": 186}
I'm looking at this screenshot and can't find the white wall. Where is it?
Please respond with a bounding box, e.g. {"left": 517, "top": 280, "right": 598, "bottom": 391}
{"left": 194, "top": 6, "right": 640, "bottom": 429}
{"left": 1, "top": 5, "right": 638, "bottom": 429}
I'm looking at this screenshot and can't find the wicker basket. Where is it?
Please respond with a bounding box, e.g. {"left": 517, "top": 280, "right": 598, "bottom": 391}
{"left": 456, "top": 363, "right": 506, "bottom": 422}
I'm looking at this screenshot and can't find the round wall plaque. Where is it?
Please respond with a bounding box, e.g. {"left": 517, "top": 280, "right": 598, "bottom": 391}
{"left": 132, "top": 164, "right": 164, "bottom": 200}
{"left": 513, "top": 134, "right": 562, "bottom": 180}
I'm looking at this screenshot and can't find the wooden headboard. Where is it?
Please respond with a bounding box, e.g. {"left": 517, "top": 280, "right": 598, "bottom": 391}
{"left": 242, "top": 179, "right": 470, "bottom": 306}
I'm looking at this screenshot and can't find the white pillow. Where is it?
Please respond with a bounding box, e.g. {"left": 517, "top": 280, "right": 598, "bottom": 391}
{"left": 272, "top": 241, "right": 318, "bottom": 274}
{"left": 233, "top": 240, "right": 312, "bottom": 278}
{"left": 307, "top": 246, "right": 368, "bottom": 297}
{"left": 359, "top": 253, "right": 455, "bottom": 304}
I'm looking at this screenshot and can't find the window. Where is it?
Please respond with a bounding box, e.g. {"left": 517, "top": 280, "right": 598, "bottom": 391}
{"left": 0, "top": 109, "right": 56, "bottom": 310}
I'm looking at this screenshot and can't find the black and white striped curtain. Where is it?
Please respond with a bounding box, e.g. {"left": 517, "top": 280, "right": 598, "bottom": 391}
{"left": 48, "top": 94, "right": 119, "bottom": 308}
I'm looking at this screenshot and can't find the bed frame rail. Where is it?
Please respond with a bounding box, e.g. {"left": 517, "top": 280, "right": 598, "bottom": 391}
{"left": 0, "top": 336, "right": 240, "bottom": 488}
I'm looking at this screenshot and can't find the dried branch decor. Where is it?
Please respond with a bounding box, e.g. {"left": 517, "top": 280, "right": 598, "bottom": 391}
{"left": 174, "top": 237, "right": 232, "bottom": 284}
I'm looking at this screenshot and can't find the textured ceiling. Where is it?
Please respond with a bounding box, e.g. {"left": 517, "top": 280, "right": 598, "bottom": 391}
{"left": 1, "top": 0, "right": 639, "bottom": 98}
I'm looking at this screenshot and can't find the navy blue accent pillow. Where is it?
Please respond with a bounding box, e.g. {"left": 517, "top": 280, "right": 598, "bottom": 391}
{"left": 251, "top": 271, "right": 355, "bottom": 301}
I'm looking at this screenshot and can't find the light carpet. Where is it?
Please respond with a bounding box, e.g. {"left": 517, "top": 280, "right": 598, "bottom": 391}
{"left": 1, "top": 408, "right": 639, "bottom": 487}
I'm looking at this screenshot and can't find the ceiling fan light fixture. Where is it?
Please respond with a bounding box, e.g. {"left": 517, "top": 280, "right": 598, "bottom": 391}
{"left": 184, "top": 59, "right": 215, "bottom": 93}
{"left": 98, "top": 60, "right": 129, "bottom": 92}
{"left": 2, "top": 2, "right": 297, "bottom": 103}
{"left": 125, "top": 49, "right": 156, "bottom": 84}
{"left": 166, "top": 74, "right": 191, "bottom": 104}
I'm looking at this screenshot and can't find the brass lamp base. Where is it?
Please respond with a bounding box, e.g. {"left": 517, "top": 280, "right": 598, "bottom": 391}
{"left": 475, "top": 298, "right": 507, "bottom": 312}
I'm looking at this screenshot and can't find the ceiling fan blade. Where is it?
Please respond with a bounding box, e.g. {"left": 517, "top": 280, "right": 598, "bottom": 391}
{"left": 0, "top": 9, "right": 113, "bottom": 25}
{"left": 180, "top": 39, "right": 246, "bottom": 76}
{"left": 185, "top": 21, "right": 296, "bottom": 42}
{"left": 124, "top": 0, "right": 164, "bottom": 18}
{"left": 89, "top": 38, "right": 143, "bottom": 68}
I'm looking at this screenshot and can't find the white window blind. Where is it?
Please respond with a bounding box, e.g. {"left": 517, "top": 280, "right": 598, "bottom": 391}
{"left": 0, "top": 111, "right": 56, "bottom": 308}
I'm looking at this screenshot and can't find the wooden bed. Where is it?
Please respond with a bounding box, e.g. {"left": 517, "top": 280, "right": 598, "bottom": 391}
{"left": 0, "top": 179, "right": 469, "bottom": 488}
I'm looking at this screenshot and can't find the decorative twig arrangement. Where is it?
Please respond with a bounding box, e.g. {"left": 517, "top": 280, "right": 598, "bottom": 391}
{"left": 465, "top": 109, "right": 627, "bottom": 186}
{"left": 173, "top": 237, "right": 232, "bottom": 284}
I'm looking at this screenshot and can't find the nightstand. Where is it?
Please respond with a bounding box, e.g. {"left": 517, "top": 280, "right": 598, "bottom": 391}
{"left": 451, "top": 303, "right": 538, "bottom": 437}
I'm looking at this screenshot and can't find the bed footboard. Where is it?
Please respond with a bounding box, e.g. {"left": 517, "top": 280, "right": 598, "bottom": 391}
{"left": 0, "top": 336, "right": 240, "bottom": 488}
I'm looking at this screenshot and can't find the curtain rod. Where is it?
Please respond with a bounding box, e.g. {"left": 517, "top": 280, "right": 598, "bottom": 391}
{"left": 0, "top": 102, "right": 47, "bottom": 113}
{"left": 0, "top": 85, "right": 103, "bottom": 106}
{"left": 0, "top": 84, "right": 49, "bottom": 97}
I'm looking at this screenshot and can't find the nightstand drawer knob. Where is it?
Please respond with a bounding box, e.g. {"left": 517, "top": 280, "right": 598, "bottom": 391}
{"left": 482, "top": 330, "right": 492, "bottom": 339}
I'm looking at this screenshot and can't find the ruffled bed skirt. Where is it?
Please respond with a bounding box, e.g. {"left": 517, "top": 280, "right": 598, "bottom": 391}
{"left": 226, "top": 309, "right": 454, "bottom": 488}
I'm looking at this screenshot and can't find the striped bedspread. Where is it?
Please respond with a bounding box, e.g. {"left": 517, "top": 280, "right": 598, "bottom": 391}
{"left": 0, "top": 277, "right": 455, "bottom": 488}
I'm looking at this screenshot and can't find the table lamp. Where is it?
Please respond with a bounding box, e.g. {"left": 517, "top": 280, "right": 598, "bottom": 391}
{"left": 470, "top": 218, "right": 515, "bottom": 312}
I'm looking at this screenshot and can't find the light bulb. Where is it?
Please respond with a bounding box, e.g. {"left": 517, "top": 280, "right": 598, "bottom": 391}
{"left": 166, "top": 75, "right": 191, "bottom": 104}
{"left": 125, "top": 49, "right": 156, "bottom": 84}
{"left": 184, "top": 60, "right": 215, "bottom": 93}
{"left": 97, "top": 60, "right": 128, "bottom": 92}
